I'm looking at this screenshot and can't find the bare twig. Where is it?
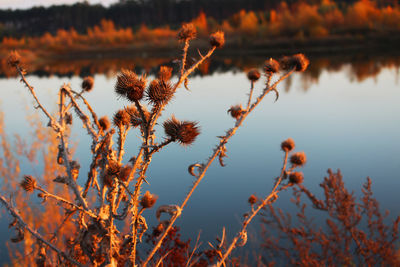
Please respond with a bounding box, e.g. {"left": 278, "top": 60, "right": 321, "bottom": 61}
{"left": 0, "top": 195, "right": 84, "bottom": 267}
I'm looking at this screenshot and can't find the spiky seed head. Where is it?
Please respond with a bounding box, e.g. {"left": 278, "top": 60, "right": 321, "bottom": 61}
{"left": 163, "top": 116, "right": 200, "bottom": 146}
{"left": 147, "top": 79, "right": 174, "bottom": 106}
{"left": 264, "top": 58, "right": 280, "bottom": 74}
{"left": 177, "top": 121, "right": 200, "bottom": 146}
{"left": 280, "top": 54, "right": 309, "bottom": 72}
{"left": 113, "top": 109, "right": 130, "bottom": 127}
{"left": 158, "top": 66, "right": 173, "bottom": 81}
{"left": 7, "top": 51, "right": 21, "bottom": 67}
{"left": 290, "top": 54, "right": 309, "bottom": 72}
{"left": 20, "top": 175, "right": 36, "bottom": 192}
{"left": 247, "top": 69, "right": 261, "bottom": 82}
{"left": 99, "top": 116, "right": 111, "bottom": 132}
{"left": 140, "top": 191, "right": 158, "bottom": 209}
{"left": 163, "top": 116, "right": 181, "bottom": 140}
{"left": 228, "top": 105, "right": 243, "bottom": 120}
{"left": 290, "top": 152, "right": 307, "bottom": 167}
{"left": 119, "top": 165, "right": 132, "bottom": 182}
{"left": 178, "top": 23, "right": 197, "bottom": 42}
{"left": 281, "top": 138, "right": 295, "bottom": 152}
{"left": 209, "top": 31, "right": 225, "bottom": 48}
{"left": 115, "top": 69, "right": 146, "bottom": 101}
{"left": 248, "top": 195, "right": 257, "bottom": 205}
{"left": 153, "top": 223, "right": 165, "bottom": 237}
{"left": 82, "top": 76, "right": 94, "bottom": 92}
{"left": 125, "top": 105, "right": 150, "bottom": 127}
{"left": 289, "top": 172, "right": 304, "bottom": 184}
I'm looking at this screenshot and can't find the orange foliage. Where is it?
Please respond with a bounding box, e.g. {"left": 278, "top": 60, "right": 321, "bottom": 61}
{"left": 191, "top": 11, "right": 208, "bottom": 36}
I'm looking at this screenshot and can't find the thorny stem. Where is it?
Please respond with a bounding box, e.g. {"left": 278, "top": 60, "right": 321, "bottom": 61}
{"left": 246, "top": 81, "right": 255, "bottom": 110}
{"left": 143, "top": 69, "right": 295, "bottom": 266}
{"left": 70, "top": 89, "right": 101, "bottom": 131}
{"left": 131, "top": 46, "right": 218, "bottom": 265}
{"left": 62, "top": 86, "right": 99, "bottom": 142}
{"left": 15, "top": 65, "right": 60, "bottom": 131}
{"left": 0, "top": 195, "right": 84, "bottom": 267}
{"left": 35, "top": 186, "right": 97, "bottom": 218}
{"left": 217, "top": 185, "right": 291, "bottom": 267}
{"left": 58, "top": 88, "right": 89, "bottom": 210}
{"left": 217, "top": 152, "right": 290, "bottom": 266}
{"left": 180, "top": 39, "right": 190, "bottom": 78}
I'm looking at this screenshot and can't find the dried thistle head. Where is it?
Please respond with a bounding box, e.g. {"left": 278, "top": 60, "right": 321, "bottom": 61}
{"left": 247, "top": 69, "right": 261, "bottom": 82}
{"left": 107, "top": 160, "right": 121, "bottom": 176}
{"left": 82, "top": 76, "right": 94, "bottom": 92}
{"left": 99, "top": 116, "right": 111, "bottom": 132}
{"left": 178, "top": 23, "right": 197, "bottom": 42}
{"left": 264, "top": 58, "right": 280, "bottom": 74}
{"left": 158, "top": 66, "right": 173, "bottom": 81}
{"left": 289, "top": 172, "right": 304, "bottom": 184}
{"left": 163, "top": 116, "right": 181, "bottom": 140}
{"left": 7, "top": 51, "right": 21, "bottom": 67}
{"left": 163, "top": 116, "right": 200, "bottom": 146}
{"left": 290, "top": 152, "right": 307, "bottom": 167}
{"left": 113, "top": 109, "right": 130, "bottom": 128}
{"left": 125, "top": 105, "right": 150, "bottom": 127}
{"left": 280, "top": 54, "right": 309, "bottom": 72}
{"left": 20, "top": 175, "right": 37, "bottom": 192}
{"left": 115, "top": 69, "right": 146, "bottom": 102}
{"left": 228, "top": 105, "right": 243, "bottom": 120}
{"left": 281, "top": 138, "right": 295, "bottom": 152}
{"left": 119, "top": 165, "right": 132, "bottom": 182}
{"left": 140, "top": 191, "right": 158, "bottom": 209}
{"left": 146, "top": 79, "right": 174, "bottom": 106}
{"left": 248, "top": 195, "right": 257, "bottom": 205}
{"left": 209, "top": 31, "right": 225, "bottom": 48}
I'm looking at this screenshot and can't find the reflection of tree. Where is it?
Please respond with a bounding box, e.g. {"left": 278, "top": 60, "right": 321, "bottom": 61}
{"left": 0, "top": 111, "right": 82, "bottom": 265}
{"left": 1, "top": 54, "right": 399, "bottom": 93}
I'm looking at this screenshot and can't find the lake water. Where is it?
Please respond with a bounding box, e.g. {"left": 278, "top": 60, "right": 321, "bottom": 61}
{"left": 0, "top": 54, "right": 399, "bottom": 264}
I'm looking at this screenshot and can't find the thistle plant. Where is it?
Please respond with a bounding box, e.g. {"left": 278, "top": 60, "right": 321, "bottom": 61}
{"left": 0, "top": 24, "right": 309, "bottom": 266}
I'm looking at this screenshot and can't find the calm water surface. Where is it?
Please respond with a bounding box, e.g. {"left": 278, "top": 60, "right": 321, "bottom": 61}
{"left": 0, "top": 57, "right": 399, "bottom": 263}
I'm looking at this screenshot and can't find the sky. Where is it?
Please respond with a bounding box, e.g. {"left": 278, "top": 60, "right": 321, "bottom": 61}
{"left": 0, "top": 0, "right": 118, "bottom": 10}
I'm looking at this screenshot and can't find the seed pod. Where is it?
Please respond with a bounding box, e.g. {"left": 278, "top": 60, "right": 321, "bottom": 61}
{"left": 209, "top": 31, "right": 225, "bottom": 48}
{"left": 82, "top": 76, "right": 94, "bottom": 92}
{"left": 99, "top": 116, "right": 111, "bottom": 131}
{"left": 115, "top": 69, "right": 147, "bottom": 102}
{"left": 64, "top": 112, "right": 73, "bottom": 125}
{"left": 146, "top": 79, "right": 174, "bottom": 106}
{"left": 247, "top": 69, "right": 261, "bottom": 82}
{"left": 177, "top": 23, "right": 197, "bottom": 42}
{"left": 248, "top": 195, "right": 257, "bottom": 205}
{"left": 140, "top": 191, "right": 158, "bottom": 209}
{"left": 20, "top": 175, "right": 37, "bottom": 192}
{"left": 264, "top": 58, "right": 280, "bottom": 74}
{"left": 281, "top": 138, "right": 295, "bottom": 152}
{"left": 289, "top": 172, "right": 304, "bottom": 184}
{"left": 7, "top": 51, "right": 21, "bottom": 67}
{"left": 290, "top": 152, "right": 307, "bottom": 167}
{"left": 280, "top": 54, "right": 309, "bottom": 72}
{"left": 227, "top": 105, "right": 243, "bottom": 120}
{"left": 113, "top": 109, "right": 130, "bottom": 127}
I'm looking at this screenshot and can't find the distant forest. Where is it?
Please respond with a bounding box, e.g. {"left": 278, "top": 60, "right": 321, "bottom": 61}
{"left": 1, "top": 0, "right": 397, "bottom": 37}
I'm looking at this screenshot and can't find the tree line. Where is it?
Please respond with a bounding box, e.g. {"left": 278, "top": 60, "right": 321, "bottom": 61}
{"left": 0, "top": 0, "right": 376, "bottom": 38}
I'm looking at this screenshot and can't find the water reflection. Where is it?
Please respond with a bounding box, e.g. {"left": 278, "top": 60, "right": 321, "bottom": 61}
{"left": 1, "top": 52, "right": 400, "bottom": 89}
{"left": 0, "top": 53, "right": 399, "bottom": 265}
